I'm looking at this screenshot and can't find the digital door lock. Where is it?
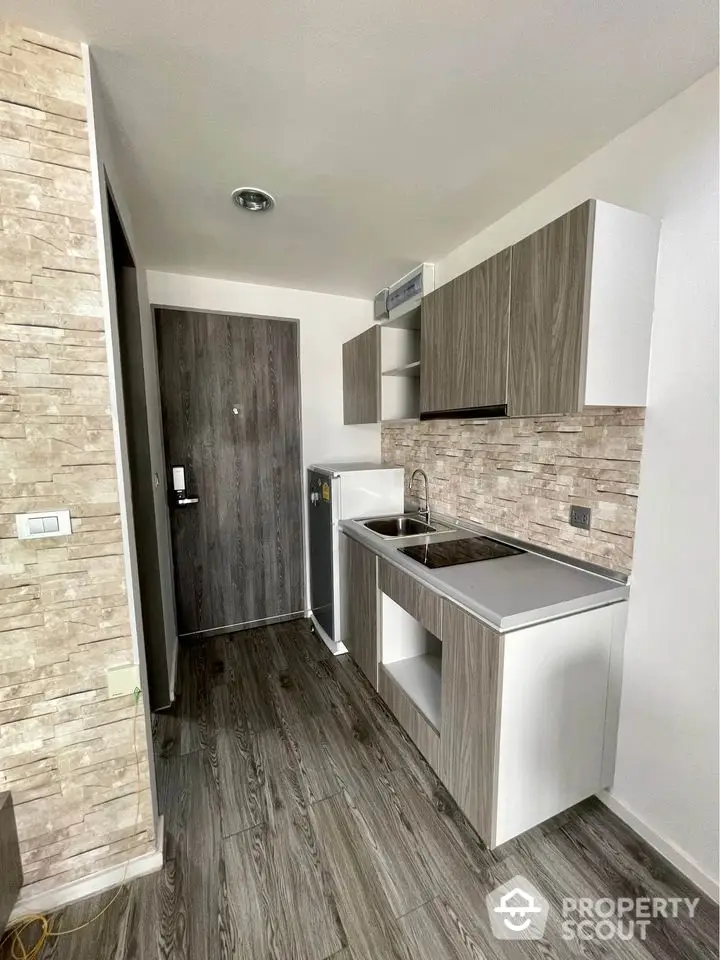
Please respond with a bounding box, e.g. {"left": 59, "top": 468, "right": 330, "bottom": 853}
{"left": 171, "top": 465, "right": 199, "bottom": 507}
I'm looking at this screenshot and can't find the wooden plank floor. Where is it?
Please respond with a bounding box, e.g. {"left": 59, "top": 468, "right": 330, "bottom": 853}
{"left": 5, "top": 619, "right": 717, "bottom": 959}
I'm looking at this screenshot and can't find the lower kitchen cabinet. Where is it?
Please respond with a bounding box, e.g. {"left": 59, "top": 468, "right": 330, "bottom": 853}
{"left": 439, "top": 603, "right": 501, "bottom": 844}
{"left": 342, "top": 535, "right": 379, "bottom": 688}
{"left": 345, "top": 536, "right": 625, "bottom": 849}
{"left": 439, "top": 598, "right": 622, "bottom": 847}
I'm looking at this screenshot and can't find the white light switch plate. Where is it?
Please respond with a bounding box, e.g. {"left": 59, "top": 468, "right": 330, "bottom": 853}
{"left": 107, "top": 663, "right": 141, "bottom": 698}
{"left": 16, "top": 509, "right": 71, "bottom": 539}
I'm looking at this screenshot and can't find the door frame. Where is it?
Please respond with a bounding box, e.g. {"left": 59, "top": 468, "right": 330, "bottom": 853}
{"left": 89, "top": 162, "right": 162, "bottom": 827}
{"left": 151, "top": 304, "right": 306, "bottom": 635}
{"left": 107, "top": 192, "right": 176, "bottom": 710}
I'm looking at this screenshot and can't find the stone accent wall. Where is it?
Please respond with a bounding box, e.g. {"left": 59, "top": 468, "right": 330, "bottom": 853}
{"left": 0, "top": 22, "right": 154, "bottom": 898}
{"left": 382, "top": 409, "right": 645, "bottom": 573}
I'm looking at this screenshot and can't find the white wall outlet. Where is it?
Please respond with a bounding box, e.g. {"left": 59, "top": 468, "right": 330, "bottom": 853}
{"left": 107, "top": 663, "right": 141, "bottom": 698}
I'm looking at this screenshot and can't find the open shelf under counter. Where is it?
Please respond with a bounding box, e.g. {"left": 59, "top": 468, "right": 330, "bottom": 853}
{"left": 381, "top": 655, "right": 441, "bottom": 732}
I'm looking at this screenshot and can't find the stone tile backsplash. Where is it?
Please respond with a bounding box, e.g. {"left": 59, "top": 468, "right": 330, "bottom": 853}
{"left": 0, "top": 22, "right": 155, "bottom": 898}
{"left": 382, "top": 409, "right": 645, "bottom": 573}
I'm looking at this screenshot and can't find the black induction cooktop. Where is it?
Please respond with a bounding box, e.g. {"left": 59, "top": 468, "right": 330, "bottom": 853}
{"left": 400, "top": 536, "right": 524, "bottom": 569}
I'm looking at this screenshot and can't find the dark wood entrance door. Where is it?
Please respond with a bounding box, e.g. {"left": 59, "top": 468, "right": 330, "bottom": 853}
{"left": 155, "top": 309, "right": 304, "bottom": 636}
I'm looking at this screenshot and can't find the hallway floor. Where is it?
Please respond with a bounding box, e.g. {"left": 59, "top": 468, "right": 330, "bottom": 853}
{"left": 8, "top": 620, "right": 718, "bottom": 959}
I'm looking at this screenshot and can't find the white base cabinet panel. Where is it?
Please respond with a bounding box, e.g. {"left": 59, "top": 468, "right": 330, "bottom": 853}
{"left": 493, "top": 605, "right": 614, "bottom": 846}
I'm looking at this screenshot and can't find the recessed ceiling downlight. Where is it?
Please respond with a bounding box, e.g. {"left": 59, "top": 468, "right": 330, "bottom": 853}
{"left": 231, "top": 187, "right": 275, "bottom": 212}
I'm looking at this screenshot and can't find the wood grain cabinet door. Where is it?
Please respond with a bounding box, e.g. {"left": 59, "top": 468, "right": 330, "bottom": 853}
{"left": 419, "top": 279, "right": 454, "bottom": 414}
{"left": 420, "top": 251, "right": 511, "bottom": 415}
{"left": 342, "top": 326, "right": 380, "bottom": 424}
{"left": 343, "top": 536, "right": 378, "bottom": 687}
{"left": 440, "top": 602, "right": 502, "bottom": 843}
{"left": 452, "top": 250, "right": 511, "bottom": 411}
{"left": 508, "top": 201, "right": 593, "bottom": 417}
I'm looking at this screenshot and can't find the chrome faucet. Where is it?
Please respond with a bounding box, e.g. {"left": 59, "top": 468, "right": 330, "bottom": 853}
{"left": 409, "top": 468, "right": 430, "bottom": 523}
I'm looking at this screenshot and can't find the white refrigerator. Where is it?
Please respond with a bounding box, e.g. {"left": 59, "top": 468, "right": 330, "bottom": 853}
{"left": 308, "top": 462, "right": 404, "bottom": 654}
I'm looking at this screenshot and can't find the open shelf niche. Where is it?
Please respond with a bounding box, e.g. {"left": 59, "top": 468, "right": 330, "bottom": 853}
{"left": 381, "top": 303, "right": 421, "bottom": 331}
{"left": 380, "top": 320, "right": 420, "bottom": 421}
{"left": 380, "top": 592, "right": 442, "bottom": 731}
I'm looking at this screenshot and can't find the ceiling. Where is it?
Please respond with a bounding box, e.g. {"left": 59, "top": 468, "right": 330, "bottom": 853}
{"left": 3, "top": 0, "right": 718, "bottom": 297}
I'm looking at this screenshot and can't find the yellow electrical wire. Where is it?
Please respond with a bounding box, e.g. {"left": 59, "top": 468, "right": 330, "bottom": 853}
{"left": 1, "top": 687, "right": 146, "bottom": 959}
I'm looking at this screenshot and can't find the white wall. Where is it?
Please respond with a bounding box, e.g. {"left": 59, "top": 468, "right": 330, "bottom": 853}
{"left": 145, "top": 271, "right": 381, "bottom": 607}
{"left": 435, "top": 69, "right": 719, "bottom": 897}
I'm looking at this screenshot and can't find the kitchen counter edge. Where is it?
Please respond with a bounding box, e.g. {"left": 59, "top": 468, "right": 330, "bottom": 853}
{"left": 340, "top": 519, "right": 629, "bottom": 634}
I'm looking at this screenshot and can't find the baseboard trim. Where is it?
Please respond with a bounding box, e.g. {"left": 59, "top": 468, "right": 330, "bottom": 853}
{"left": 598, "top": 791, "right": 719, "bottom": 903}
{"left": 8, "top": 816, "right": 165, "bottom": 926}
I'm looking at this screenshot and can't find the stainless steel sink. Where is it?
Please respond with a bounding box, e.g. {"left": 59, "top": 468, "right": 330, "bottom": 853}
{"left": 362, "top": 516, "right": 436, "bottom": 537}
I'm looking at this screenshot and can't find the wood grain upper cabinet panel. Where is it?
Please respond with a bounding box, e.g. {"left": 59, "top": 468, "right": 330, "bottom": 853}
{"left": 440, "top": 602, "right": 501, "bottom": 844}
{"left": 344, "top": 535, "right": 378, "bottom": 687}
{"left": 342, "top": 326, "right": 380, "bottom": 424}
{"left": 419, "top": 280, "right": 453, "bottom": 414}
{"left": 508, "top": 201, "right": 593, "bottom": 417}
{"left": 421, "top": 251, "right": 511, "bottom": 415}
{"left": 453, "top": 251, "right": 511, "bottom": 410}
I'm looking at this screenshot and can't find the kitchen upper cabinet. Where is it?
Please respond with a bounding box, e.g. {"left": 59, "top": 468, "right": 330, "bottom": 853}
{"left": 508, "top": 200, "right": 659, "bottom": 417}
{"left": 440, "top": 602, "right": 501, "bottom": 842}
{"left": 508, "top": 203, "right": 589, "bottom": 417}
{"left": 342, "top": 326, "right": 380, "bottom": 424}
{"left": 508, "top": 203, "right": 590, "bottom": 416}
{"left": 420, "top": 250, "right": 511, "bottom": 416}
{"left": 419, "top": 276, "right": 452, "bottom": 414}
{"left": 343, "top": 535, "right": 378, "bottom": 687}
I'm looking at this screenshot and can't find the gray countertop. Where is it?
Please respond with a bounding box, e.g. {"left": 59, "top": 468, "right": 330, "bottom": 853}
{"left": 341, "top": 515, "right": 628, "bottom": 633}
